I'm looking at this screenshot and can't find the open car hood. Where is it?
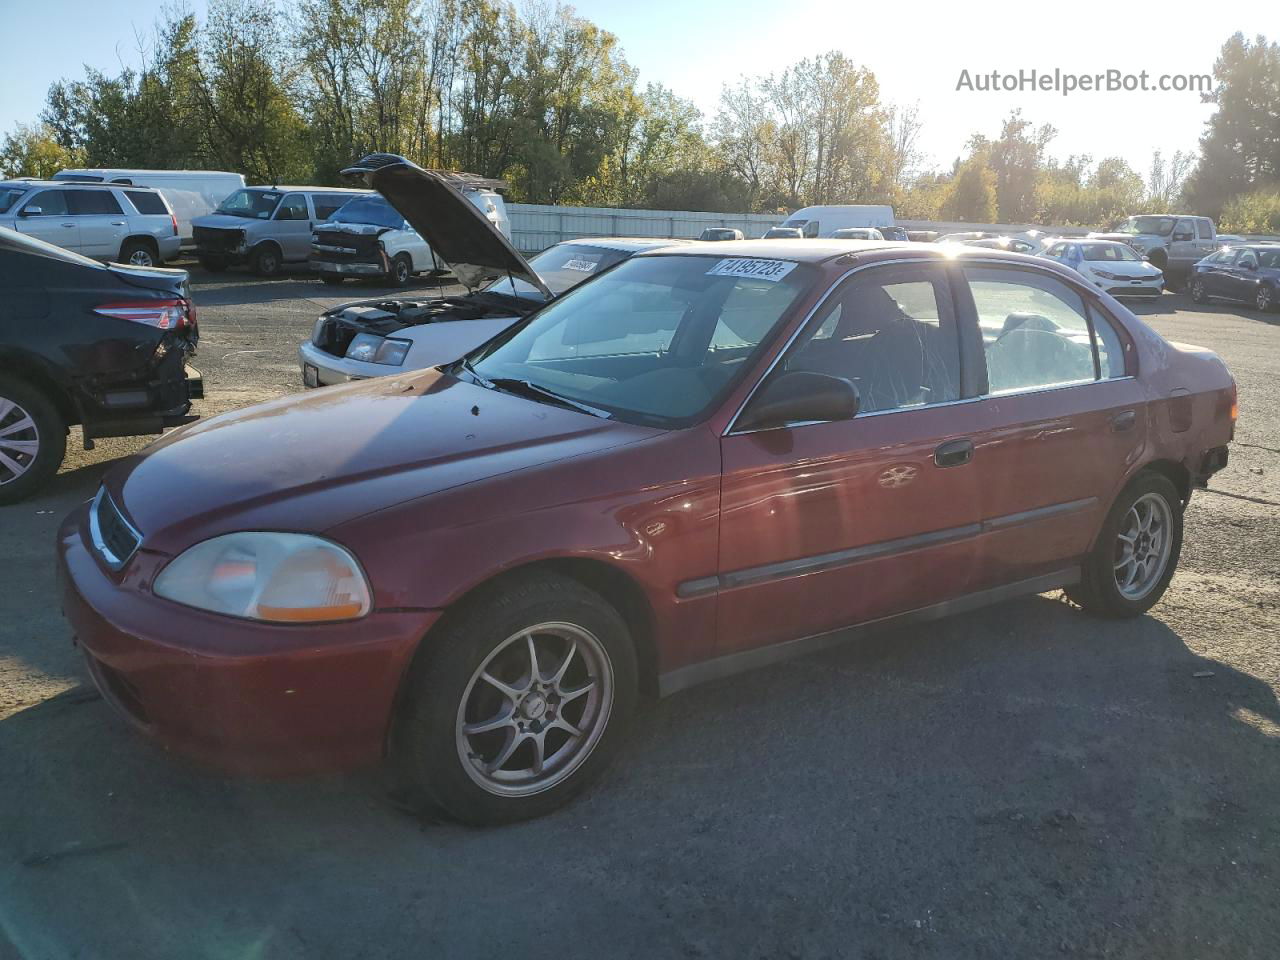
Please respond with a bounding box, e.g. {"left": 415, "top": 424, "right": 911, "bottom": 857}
{"left": 342, "top": 154, "right": 552, "bottom": 298}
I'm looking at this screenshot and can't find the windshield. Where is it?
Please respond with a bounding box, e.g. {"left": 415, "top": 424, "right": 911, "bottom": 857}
{"left": 764, "top": 228, "right": 801, "bottom": 238}
{"left": 328, "top": 195, "right": 404, "bottom": 230}
{"left": 1115, "top": 216, "right": 1175, "bottom": 236}
{"left": 1083, "top": 243, "right": 1140, "bottom": 262}
{"left": 483, "top": 243, "right": 631, "bottom": 300}
{"left": 215, "top": 189, "right": 282, "bottom": 219}
{"left": 467, "top": 254, "right": 813, "bottom": 427}
{"left": 0, "top": 186, "right": 29, "bottom": 213}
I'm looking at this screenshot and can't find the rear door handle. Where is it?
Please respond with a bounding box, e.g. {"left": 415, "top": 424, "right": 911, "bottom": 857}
{"left": 1110, "top": 410, "right": 1137, "bottom": 432}
{"left": 61, "top": 222, "right": 76, "bottom": 228}
{"left": 110, "top": 220, "right": 126, "bottom": 226}
{"left": 934, "top": 438, "right": 974, "bottom": 468}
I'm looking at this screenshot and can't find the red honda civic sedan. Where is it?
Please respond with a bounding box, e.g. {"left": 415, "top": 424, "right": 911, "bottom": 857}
{"left": 59, "top": 166, "right": 1235, "bottom": 825}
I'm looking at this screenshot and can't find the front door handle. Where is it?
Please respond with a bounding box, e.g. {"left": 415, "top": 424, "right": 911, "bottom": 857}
{"left": 934, "top": 438, "right": 974, "bottom": 468}
{"left": 110, "top": 220, "right": 126, "bottom": 226}
{"left": 1110, "top": 410, "right": 1137, "bottom": 432}
{"left": 61, "top": 222, "right": 76, "bottom": 228}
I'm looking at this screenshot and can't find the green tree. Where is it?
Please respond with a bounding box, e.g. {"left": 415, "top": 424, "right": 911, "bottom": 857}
{"left": 0, "top": 124, "right": 82, "bottom": 178}
{"left": 940, "top": 159, "right": 998, "bottom": 222}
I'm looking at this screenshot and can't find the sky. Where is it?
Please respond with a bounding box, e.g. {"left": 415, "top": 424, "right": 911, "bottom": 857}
{"left": 1, "top": 0, "right": 1271, "bottom": 182}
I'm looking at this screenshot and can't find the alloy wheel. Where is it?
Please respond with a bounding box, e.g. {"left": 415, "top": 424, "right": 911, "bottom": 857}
{"left": 1257, "top": 286, "right": 1273, "bottom": 312}
{"left": 128, "top": 249, "right": 155, "bottom": 267}
{"left": 1191, "top": 279, "right": 1205, "bottom": 302}
{"left": 456, "top": 622, "right": 614, "bottom": 797}
{"left": 0, "top": 395, "right": 40, "bottom": 486}
{"left": 1113, "top": 492, "right": 1174, "bottom": 601}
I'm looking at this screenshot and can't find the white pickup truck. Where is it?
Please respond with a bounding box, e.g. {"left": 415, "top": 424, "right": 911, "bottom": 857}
{"left": 1089, "top": 215, "right": 1222, "bottom": 287}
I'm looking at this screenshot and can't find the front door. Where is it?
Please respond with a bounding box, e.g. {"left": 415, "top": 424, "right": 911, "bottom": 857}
{"left": 273, "top": 193, "right": 313, "bottom": 262}
{"left": 1222, "top": 248, "right": 1259, "bottom": 302}
{"left": 958, "top": 264, "right": 1148, "bottom": 588}
{"left": 716, "top": 262, "right": 983, "bottom": 654}
{"left": 1168, "top": 218, "right": 1199, "bottom": 268}
{"left": 14, "top": 189, "right": 79, "bottom": 252}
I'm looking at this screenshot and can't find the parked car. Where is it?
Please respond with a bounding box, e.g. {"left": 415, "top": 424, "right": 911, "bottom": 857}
{"left": 831, "top": 227, "right": 886, "bottom": 240}
{"left": 762, "top": 226, "right": 803, "bottom": 239}
{"left": 310, "top": 193, "right": 436, "bottom": 286}
{"left": 1089, "top": 215, "right": 1220, "bottom": 287}
{"left": 1214, "top": 234, "right": 1248, "bottom": 246}
{"left": 698, "top": 227, "right": 744, "bottom": 242}
{"left": 907, "top": 230, "right": 939, "bottom": 243}
{"left": 0, "top": 180, "right": 181, "bottom": 266}
{"left": 0, "top": 227, "right": 200, "bottom": 503}
{"left": 937, "top": 231, "right": 999, "bottom": 244}
{"left": 53, "top": 169, "right": 245, "bottom": 249}
{"left": 1041, "top": 239, "right": 1165, "bottom": 299}
{"left": 963, "top": 236, "right": 1045, "bottom": 255}
{"left": 877, "top": 225, "right": 909, "bottom": 242}
{"left": 772, "top": 204, "right": 896, "bottom": 237}
{"left": 60, "top": 211, "right": 1236, "bottom": 823}
{"left": 191, "top": 186, "right": 369, "bottom": 276}
{"left": 1190, "top": 244, "right": 1280, "bottom": 312}
{"left": 302, "top": 235, "right": 692, "bottom": 387}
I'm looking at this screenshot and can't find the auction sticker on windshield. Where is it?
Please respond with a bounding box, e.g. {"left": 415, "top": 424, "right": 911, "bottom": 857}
{"left": 562, "top": 259, "right": 598, "bottom": 272}
{"left": 706, "top": 258, "right": 798, "bottom": 282}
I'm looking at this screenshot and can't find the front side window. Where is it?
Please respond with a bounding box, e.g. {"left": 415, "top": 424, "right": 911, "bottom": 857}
{"left": 1238, "top": 251, "right": 1259, "bottom": 270}
{"left": 275, "top": 194, "right": 309, "bottom": 221}
{"left": 468, "top": 255, "right": 812, "bottom": 427}
{"left": 965, "top": 267, "right": 1098, "bottom": 393}
{"left": 22, "top": 190, "right": 68, "bottom": 216}
{"left": 782, "top": 265, "right": 960, "bottom": 413}
{"left": 68, "top": 190, "right": 123, "bottom": 215}
{"left": 1174, "top": 219, "right": 1195, "bottom": 240}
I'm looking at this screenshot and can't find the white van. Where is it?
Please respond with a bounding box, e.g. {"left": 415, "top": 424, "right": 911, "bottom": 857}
{"left": 52, "top": 168, "right": 246, "bottom": 247}
{"left": 773, "top": 204, "right": 896, "bottom": 238}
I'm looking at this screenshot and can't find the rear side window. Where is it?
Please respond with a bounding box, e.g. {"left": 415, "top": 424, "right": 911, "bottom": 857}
{"left": 68, "top": 190, "right": 123, "bottom": 215}
{"left": 1197, "top": 220, "right": 1213, "bottom": 239}
{"left": 312, "top": 194, "right": 352, "bottom": 220}
{"left": 125, "top": 190, "right": 168, "bottom": 214}
{"left": 965, "top": 267, "right": 1103, "bottom": 393}
{"left": 22, "top": 190, "right": 69, "bottom": 216}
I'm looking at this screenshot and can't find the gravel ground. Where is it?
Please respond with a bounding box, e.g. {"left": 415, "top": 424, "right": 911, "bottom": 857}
{"left": 0, "top": 266, "right": 1276, "bottom": 959}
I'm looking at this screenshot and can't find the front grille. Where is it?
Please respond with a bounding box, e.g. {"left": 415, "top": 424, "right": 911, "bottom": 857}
{"left": 1107, "top": 285, "right": 1160, "bottom": 298}
{"left": 193, "top": 226, "right": 244, "bottom": 253}
{"left": 90, "top": 487, "right": 141, "bottom": 569}
{"left": 312, "top": 230, "right": 381, "bottom": 262}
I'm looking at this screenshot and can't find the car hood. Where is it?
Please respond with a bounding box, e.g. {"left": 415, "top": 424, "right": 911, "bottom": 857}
{"left": 190, "top": 213, "right": 256, "bottom": 230}
{"left": 1084, "top": 259, "right": 1162, "bottom": 278}
{"left": 107, "top": 371, "right": 657, "bottom": 554}
{"left": 341, "top": 153, "right": 551, "bottom": 298}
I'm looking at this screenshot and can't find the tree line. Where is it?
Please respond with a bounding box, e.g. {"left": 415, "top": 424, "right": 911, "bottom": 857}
{"left": 1, "top": 1, "right": 1277, "bottom": 233}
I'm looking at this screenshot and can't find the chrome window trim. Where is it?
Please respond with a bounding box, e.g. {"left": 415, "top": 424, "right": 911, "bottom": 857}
{"left": 88, "top": 486, "right": 143, "bottom": 571}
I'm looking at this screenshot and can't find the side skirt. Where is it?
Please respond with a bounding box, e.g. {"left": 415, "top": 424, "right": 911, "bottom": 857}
{"left": 656, "top": 567, "right": 1080, "bottom": 698}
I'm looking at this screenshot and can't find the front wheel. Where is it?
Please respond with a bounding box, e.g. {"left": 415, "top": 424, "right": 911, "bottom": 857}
{"left": 1066, "top": 472, "right": 1183, "bottom": 618}
{"left": 389, "top": 254, "right": 412, "bottom": 287}
{"left": 251, "top": 244, "right": 282, "bottom": 277}
{"left": 0, "top": 375, "right": 67, "bottom": 505}
{"left": 392, "top": 572, "right": 638, "bottom": 825}
{"left": 1190, "top": 277, "right": 1207, "bottom": 303}
{"left": 1256, "top": 284, "right": 1275, "bottom": 313}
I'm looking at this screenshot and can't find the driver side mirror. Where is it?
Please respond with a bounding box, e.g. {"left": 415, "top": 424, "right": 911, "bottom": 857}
{"left": 18, "top": 206, "right": 42, "bottom": 217}
{"left": 737, "top": 370, "right": 860, "bottom": 432}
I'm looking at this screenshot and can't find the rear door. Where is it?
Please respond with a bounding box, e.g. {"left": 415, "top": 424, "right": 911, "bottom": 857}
{"left": 715, "top": 261, "right": 983, "bottom": 654}
{"left": 68, "top": 189, "right": 128, "bottom": 260}
{"left": 958, "top": 264, "right": 1146, "bottom": 588}
{"left": 14, "top": 189, "right": 79, "bottom": 252}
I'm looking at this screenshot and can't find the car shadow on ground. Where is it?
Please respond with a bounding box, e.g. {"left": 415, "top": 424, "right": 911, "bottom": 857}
{"left": 1130, "top": 293, "right": 1280, "bottom": 326}
{"left": 2, "top": 594, "right": 1277, "bottom": 958}
{"left": 182, "top": 263, "right": 462, "bottom": 309}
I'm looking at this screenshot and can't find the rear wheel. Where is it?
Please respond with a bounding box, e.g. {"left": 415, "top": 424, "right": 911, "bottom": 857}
{"left": 119, "top": 239, "right": 156, "bottom": 268}
{"left": 1190, "top": 277, "right": 1207, "bottom": 303}
{"left": 389, "top": 254, "right": 412, "bottom": 287}
{"left": 0, "top": 375, "right": 66, "bottom": 505}
{"left": 251, "top": 244, "right": 282, "bottom": 277}
{"left": 1066, "top": 472, "right": 1183, "bottom": 618}
{"left": 392, "top": 572, "right": 638, "bottom": 825}
{"left": 1256, "top": 284, "right": 1275, "bottom": 313}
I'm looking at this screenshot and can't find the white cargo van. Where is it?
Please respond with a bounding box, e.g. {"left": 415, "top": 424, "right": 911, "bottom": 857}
{"left": 52, "top": 169, "right": 246, "bottom": 247}
{"left": 773, "top": 204, "right": 896, "bottom": 238}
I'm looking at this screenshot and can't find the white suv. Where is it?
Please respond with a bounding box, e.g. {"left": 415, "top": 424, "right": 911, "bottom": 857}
{"left": 0, "top": 180, "right": 180, "bottom": 265}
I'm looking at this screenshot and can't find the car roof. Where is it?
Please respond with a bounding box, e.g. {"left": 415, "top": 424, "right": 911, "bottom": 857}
{"left": 0, "top": 179, "right": 161, "bottom": 192}
{"left": 560, "top": 236, "right": 698, "bottom": 253}
{"left": 244, "top": 185, "right": 370, "bottom": 193}
{"left": 635, "top": 238, "right": 902, "bottom": 263}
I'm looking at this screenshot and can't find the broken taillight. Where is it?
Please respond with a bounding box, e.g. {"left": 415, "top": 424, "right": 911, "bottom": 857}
{"left": 95, "top": 299, "right": 194, "bottom": 331}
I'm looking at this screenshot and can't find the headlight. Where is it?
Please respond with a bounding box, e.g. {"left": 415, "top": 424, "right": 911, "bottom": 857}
{"left": 345, "top": 333, "right": 410, "bottom": 365}
{"left": 1093, "top": 269, "right": 1120, "bottom": 280}
{"left": 153, "top": 533, "right": 372, "bottom": 623}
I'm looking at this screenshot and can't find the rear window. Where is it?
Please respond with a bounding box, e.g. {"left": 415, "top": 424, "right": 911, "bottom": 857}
{"left": 69, "top": 190, "right": 124, "bottom": 215}
{"left": 329, "top": 196, "right": 404, "bottom": 230}
{"left": 52, "top": 172, "right": 104, "bottom": 182}
{"left": 313, "top": 193, "right": 359, "bottom": 220}
{"left": 125, "top": 190, "right": 167, "bottom": 214}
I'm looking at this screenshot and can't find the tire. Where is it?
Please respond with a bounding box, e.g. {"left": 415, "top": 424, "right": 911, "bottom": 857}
{"left": 119, "top": 239, "right": 157, "bottom": 268}
{"left": 0, "top": 375, "right": 67, "bottom": 505}
{"left": 320, "top": 275, "right": 346, "bottom": 286}
{"left": 1256, "top": 284, "right": 1275, "bottom": 313}
{"left": 389, "top": 254, "right": 412, "bottom": 287}
{"left": 392, "top": 572, "right": 638, "bottom": 825}
{"left": 1190, "top": 277, "right": 1207, "bottom": 303}
{"left": 1066, "top": 472, "right": 1183, "bottom": 618}
{"left": 250, "top": 244, "right": 282, "bottom": 277}
{"left": 198, "top": 255, "right": 228, "bottom": 272}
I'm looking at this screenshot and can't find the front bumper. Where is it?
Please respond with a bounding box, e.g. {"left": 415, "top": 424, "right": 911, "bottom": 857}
{"left": 298, "top": 340, "right": 398, "bottom": 388}
{"left": 58, "top": 503, "right": 439, "bottom": 775}
{"left": 1090, "top": 275, "right": 1164, "bottom": 298}
{"left": 312, "top": 258, "right": 388, "bottom": 277}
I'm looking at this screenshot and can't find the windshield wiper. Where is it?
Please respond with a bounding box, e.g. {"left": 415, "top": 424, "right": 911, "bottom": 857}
{"left": 486, "top": 377, "right": 611, "bottom": 419}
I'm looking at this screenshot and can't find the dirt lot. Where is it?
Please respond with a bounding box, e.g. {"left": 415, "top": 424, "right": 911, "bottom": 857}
{"left": 1, "top": 265, "right": 1277, "bottom": 959}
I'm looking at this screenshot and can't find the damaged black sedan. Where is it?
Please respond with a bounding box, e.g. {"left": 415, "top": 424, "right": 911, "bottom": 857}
{"left": 0, "top": 228, "right": 201, "bottom": 504}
